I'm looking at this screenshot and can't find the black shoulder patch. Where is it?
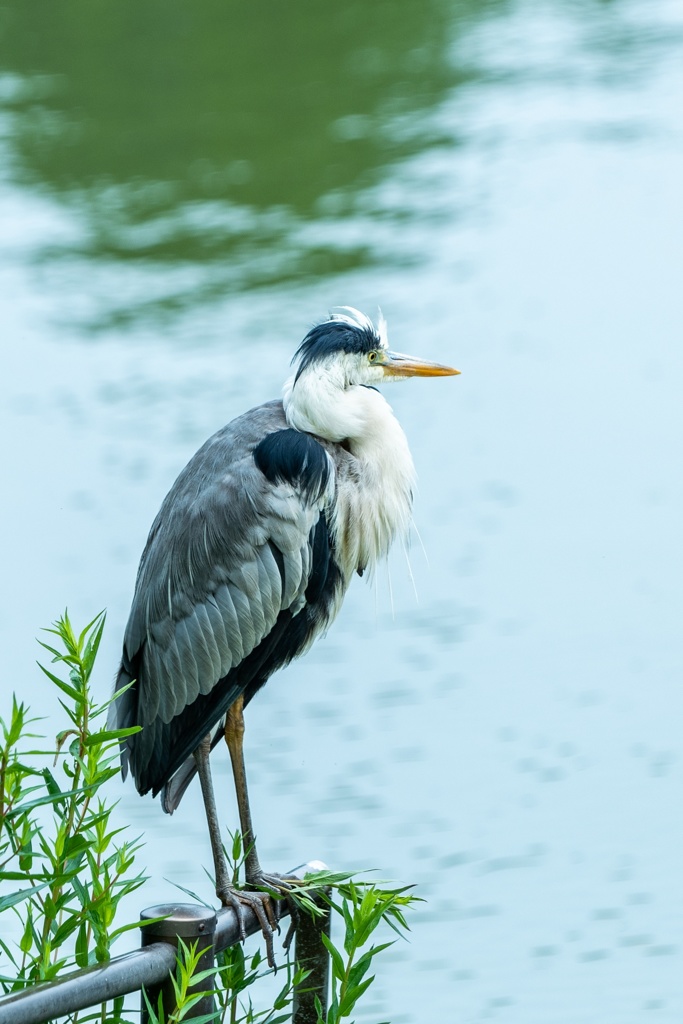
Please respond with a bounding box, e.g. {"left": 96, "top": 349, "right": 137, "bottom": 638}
{"left": 253, "top": 429, "right": 331, "bottom": 502}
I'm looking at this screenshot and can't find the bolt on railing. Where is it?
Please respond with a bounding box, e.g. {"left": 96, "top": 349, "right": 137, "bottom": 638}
{"left": 0, "top": 862, "right": 330, "bottom": 1024}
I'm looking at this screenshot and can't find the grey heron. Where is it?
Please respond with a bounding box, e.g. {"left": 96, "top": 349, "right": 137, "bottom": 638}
{"left": 110, "top": 307, "right": 458, "bottom": 962}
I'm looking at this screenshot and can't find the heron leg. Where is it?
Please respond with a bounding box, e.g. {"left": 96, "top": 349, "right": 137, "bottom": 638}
{"left": 224, "top": 698, "right": 299, "bottom": 942}
{"left": 224, "top": 695, "right": 262, "bottom": 883}
{"left": 194, "top": 734, "right": 232, "bottom": 897}
{"left": 194, "top": 729, "right": 281, "bottom": 966}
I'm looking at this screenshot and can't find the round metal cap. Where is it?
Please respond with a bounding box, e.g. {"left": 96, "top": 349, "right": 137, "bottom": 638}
{"left": 140, "top": 903, "right": 217, "bottom": 939}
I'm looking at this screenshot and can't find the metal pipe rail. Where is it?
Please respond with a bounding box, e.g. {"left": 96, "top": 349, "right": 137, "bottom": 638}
{"left": 0, "top": 863, "right": 330, "bottom": 1024}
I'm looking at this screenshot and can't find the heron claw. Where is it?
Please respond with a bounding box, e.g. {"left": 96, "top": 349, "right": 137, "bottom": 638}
{"left": 248, "top": 872, "right": 302, "bottom": 956}
{"left": 217, "top": 874, "right": 298, "bottom": 969}
{"left": 282, "top": 902, "right": 299, "bottom": 952}
{"left": 217, "top": 888, "right": 244, "bottom": 939}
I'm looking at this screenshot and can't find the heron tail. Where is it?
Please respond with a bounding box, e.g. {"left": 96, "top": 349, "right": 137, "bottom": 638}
{"left": 160, "top": 756, "right": 198, "bottom": 814}
{"left": 160, "top": 720, "right": 226, "bottom": 813}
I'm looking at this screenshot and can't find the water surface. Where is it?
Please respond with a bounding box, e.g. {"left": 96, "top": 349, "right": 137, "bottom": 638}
{"left": 1, "top": 0, "right": 683, "bottom": 1020}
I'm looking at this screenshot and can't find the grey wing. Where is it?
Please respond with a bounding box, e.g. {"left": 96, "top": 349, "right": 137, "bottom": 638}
{"left": 109, "top": 401, "right": 336, "bottom": 801}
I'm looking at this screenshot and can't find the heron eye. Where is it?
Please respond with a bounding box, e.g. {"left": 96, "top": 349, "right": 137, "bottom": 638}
{"left": 368, "top": 351, "right": 378, "bottom": 363}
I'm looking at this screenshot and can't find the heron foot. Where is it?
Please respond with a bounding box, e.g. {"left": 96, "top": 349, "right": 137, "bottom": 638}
{"left": 217, "top": 874, "right": 298, "bottom": 968}
{"left": 247, "top": 871, "right": 305, "bottom": 958}
{"left": 246, "top": 871, "right": 303, "bottom": 954}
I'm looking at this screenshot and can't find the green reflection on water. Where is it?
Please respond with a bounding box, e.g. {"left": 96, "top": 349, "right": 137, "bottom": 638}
{"left": 0, "top": 0, "right": 500, "bottom": 321}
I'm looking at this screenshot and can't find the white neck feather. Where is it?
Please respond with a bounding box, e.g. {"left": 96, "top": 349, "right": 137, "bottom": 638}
{"left": 283, "top": 364, "right": 364, "bottom": 443}
{"left": 283, "top": 372, "right": 415, "bottom": 580}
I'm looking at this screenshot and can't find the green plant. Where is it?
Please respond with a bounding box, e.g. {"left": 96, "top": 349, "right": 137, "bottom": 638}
{"left": 287, "top": 872, "right": 418, "bottom": 1024}
{"left": 0, "top": 611, "right": 145, "bottom": 1019}
{"left": 142, "top": 938, "right": 219, "bottom": 1024}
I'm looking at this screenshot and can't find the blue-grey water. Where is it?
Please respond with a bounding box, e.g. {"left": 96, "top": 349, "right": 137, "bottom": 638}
{"left": 1, "top": 0, "right": 683, "bottom": 1020}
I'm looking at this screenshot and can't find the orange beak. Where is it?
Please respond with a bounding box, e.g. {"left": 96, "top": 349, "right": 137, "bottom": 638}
{"left": 379, "top": 350, "right": 460, "bottom": 378}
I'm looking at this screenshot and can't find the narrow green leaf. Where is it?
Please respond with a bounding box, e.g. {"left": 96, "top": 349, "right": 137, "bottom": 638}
{"left": 5, "top": 786, "right": 87, "bottom": 820}
{"left": 42, "top": 767, "right": 62, "bottom": 796}
{"left": 0, "top": 882, "right": 48, "bottom": 913}
{"left": 82, "top": 612, "right": 106, "bottom": 676}
{"left": 320, "top": 931, "right": 346, "bottom": 983}
{"left": 64, "top": 833, "right": 92, "bottom": 858}
{"left": 93, "top": 677, "right": 137, "bottom": 717}
{"left": 75, "top": 921, "right": 89, "bottom": 968}
{"left": 7, "top": 698, "right": 26, "bottom": 747}
{"left": 339, "top": 975, "right": 374, "bottom": 1016}
{"left": 36, "top": 664, "right": 82, "bottom": 703}
{"left": 52, "top": 915, "right": 81, "bottom": 947}
{"left": 19, "top": 910, "right": 34, "bottom": 955}
{"left": 83, "top": 728, "right": 139, "bottom": 748}
{"left": 0, "top": 934, "right": 20, "bottom": 968}
{"left": 36, "top": 639, "right": 64, "bottom": 658}
{"left": 173, "top": 1012, "right": 223, "bottom": 1024}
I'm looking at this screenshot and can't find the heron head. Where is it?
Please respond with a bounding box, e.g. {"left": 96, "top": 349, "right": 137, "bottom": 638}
{"left": 292, "top": 307, "right": 459, "bottom": 388}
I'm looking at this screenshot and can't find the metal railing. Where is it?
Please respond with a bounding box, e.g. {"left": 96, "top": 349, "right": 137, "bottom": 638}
{"left": 0, "top": 863, "right": 330, "bottom": 1024}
